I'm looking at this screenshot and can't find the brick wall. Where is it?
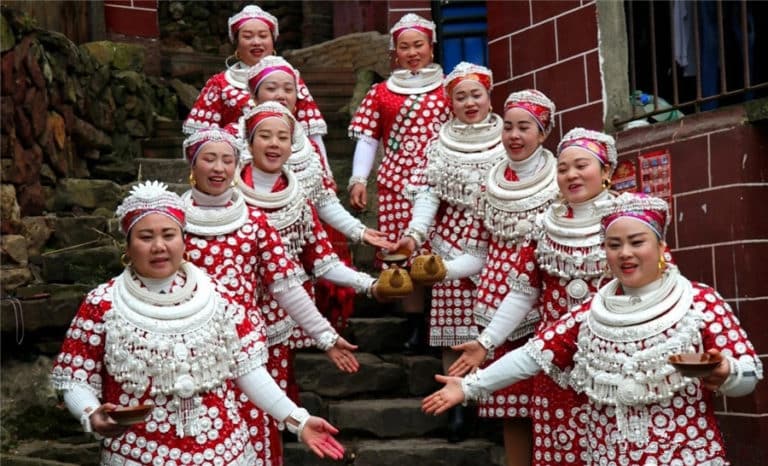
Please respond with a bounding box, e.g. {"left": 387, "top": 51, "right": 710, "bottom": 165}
{"left": 104, "top": 0, "right": 159, "bottom": 38}
{"left": 487, "top": 0, "right": 603, "bottom": 143}
{"left": 616, "top": 109, "right": 768, "bottom": 465}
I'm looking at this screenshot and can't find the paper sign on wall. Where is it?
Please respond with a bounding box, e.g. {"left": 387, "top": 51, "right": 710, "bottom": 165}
{"left": 611, "top": 159, "right": 639, "bottom": 194}
{"left": 638, "top": 149, "right": 672, "bottom": 207}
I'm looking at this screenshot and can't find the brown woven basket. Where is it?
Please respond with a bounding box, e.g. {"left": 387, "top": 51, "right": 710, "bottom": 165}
{"left": 409, "top": 254, "right": 446, "bottom": 286}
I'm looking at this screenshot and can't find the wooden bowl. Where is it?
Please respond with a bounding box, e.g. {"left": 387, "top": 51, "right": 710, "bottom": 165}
{"left": 107, "top": 404, "right": 154, "bottom": 426}
{"left": 668, "top": 352, "right": 723, "bottom": 378}
{"left": 377, "top": 246, "right": 412, "bottom": 264}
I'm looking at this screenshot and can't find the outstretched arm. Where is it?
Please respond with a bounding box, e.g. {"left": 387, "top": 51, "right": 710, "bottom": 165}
{"left": 423, "top": 346, "right": 541, "bottom": 415}
{"left": 270, "top": 285, "right": 359, "bottom": 372}
{"left": 237, "top": 369, "right": 345, "bottom": 459}
{"left": 449, "top": 290, "right": 538, "bottom": 376}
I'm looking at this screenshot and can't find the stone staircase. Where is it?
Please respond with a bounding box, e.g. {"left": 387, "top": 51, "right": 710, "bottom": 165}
{"left": 131, "top": 152, "right": 506, "bottom": 466}
{"left": 1, "top": 59, "right": 504, "bottom": 465}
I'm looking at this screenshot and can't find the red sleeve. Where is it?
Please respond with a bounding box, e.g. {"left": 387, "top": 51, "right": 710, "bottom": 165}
{"left": 695, "top": 283, "right": 760, "bottom": 362}
{"left": 51, "top": 285, "right": 110, "bottom": 395}
{"left": 348, "top": 83, "right": 383, "bottom": 141}
{"left": 183, "top": 73, "right": 226, "bottom": 134}
{"left": 295, "top": 77, "right": 327, "bottom": 136}
{"left": 524, "top": 304, "right": 587, "bottom": 387}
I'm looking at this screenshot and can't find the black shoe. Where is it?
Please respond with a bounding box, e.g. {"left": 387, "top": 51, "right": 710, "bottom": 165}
{"left": 447, "top": 405, "right": 466, "bottom": 443}
{"left": 402, "top": 313, "right": 425, "bottom": 355}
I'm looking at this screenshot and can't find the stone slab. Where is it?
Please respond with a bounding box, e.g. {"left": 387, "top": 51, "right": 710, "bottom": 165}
{"left": 294, "top": 352, "right": 404, "bottom": 398}
{"left": 328, "top": 398, "right": 447, "bottom": 438}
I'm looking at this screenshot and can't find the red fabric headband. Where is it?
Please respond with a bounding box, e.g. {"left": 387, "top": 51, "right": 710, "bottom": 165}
{"left": 231, "top": 17, "right": 275, "bottom": 39}
{"left": 558, "top": 138, "right": 610, "bottom": 165}
{"left": 392, "top": 26, "right": 432, "bottom": 44}
{"left": 121, "top": 207, "right": 185, "bottom": 236}
{"left": 504, "top": 100, "right": 552, "bottom": 133}
{"left": 602, "top": 209, "right": 666, "bottom": 239}
{"left": 445, "top": 73, "right": 492, "bottom": 96}
{"left": 245, "top": 111, "right": 293, "bottom": 140}
{"left": 247, "top": 65, "right": 296, "bottom": 95}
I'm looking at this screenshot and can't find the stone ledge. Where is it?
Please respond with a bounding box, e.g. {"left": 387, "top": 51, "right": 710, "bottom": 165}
{"left": 328, "top": 398, "right": 447, "bottom": 438}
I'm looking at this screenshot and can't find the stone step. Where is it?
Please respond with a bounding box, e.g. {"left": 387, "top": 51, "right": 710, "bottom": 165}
{"left": 1, "top": 284, "right": 92, "bottom": 334}
{"left": 316, "top": 96, "right": 354, "bottom": 113}
{"left": 322, "top": 112, "right": 351, "bottom": 140}
{"left": 52, "top": 179, "right": 125, "bottom": 213}
{"left": 135, "top": 158, "right": 189, "bottom": 185}
{"left": 154, "top": 119, "right": 184, "bottom": 137}
{"left": 324, "top": 138, "right": 355, "bottom": 159}
{"left": 307, "top": 82, "right": 355, "bottom": 98}
{"left": 329, "top": 398, "right": 448, "bottom": 438}
{"left": 141, "top": 136, "right": 185, "bottom": 159}
{"left": 49, "top": 215, "right": 112, "bottom": 249}
{"left": 301, "top": 68, "right": 357, "bottom": 86}
{"left": 295, "top": 352, "right": 404, "bottom": 398}
{"left": 343, "top": 317, "right": 408, "bottom": 353}
{"left": 381, "top": 354, "right": 443, "bottom": 396}
{"left": 284, "top": 438, "right": 505, "bottom": 466}
{"left": 161, "top": 49, "right": 226, "bottom": 84}
{"left": 2, "top": 439, "right": 100, "bottom": 466}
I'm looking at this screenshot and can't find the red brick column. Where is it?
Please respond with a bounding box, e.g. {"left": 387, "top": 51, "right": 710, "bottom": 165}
{"left": 104, "top": 0, "right": 159, "bottom": 38}
{"left": 487, "top": 0, "right": 603, "bottom": 146}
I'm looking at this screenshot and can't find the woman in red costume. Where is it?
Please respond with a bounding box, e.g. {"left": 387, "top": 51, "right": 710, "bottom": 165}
{"left": 51, "top": 181, "right": 345, "bottom": 465}
{"left": 421, "top": 89, "right": 559, "bottom": 463}
{"left": 180, "top": 127, "right": 360, "bottom": 464}
{"left": 348, "top": 13, "right": 451, "bottom": 350}
{"left": 183, "top": 5, "right": 330, "bottom": 174}
{"left": 425, "top": 191, "right": 763, "bottom": 465}
{"left": 235, "top": 101, "right": 383, "bottom": 461}
{"left": 246, "top": 56, "right": 394, "bottom": 330}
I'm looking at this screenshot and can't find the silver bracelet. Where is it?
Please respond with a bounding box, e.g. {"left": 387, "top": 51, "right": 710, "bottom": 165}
{"left": 347, "top": 176, "right": 368, "bottom": 191}
{"left": 315, "top": 331, "right": 339, "bottom": 351}
{"left": 80, "top": 407, "right": 103, "bottom": 439}
{"left": 285, "top": 407, "right": 311, "bottom": 441}
{"left": 477, "top": 332, "right": 496, "bottom": 353}
{"left": 354, "top": 225, "right": 367, "bottom": 244}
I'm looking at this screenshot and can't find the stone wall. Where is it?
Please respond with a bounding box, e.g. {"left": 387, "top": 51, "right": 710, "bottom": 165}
{"left": 159, "top": 1, "right": 306, "bottom": 55}
{"left": 0, "top": 7, "right": 182, "bottom": 292}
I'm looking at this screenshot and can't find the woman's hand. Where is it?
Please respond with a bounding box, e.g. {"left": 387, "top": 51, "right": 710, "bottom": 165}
{"left": 701, "top": 348, "right": 730, "bottom": 391}
{"left": 300, "top": 416, "right": 345, "bottom": 460}
{"left": 448, "top": 340, "right": 488, "bottom": 377}
{"left": 326, "top": 337, "right": 360, "bottom": 373}
{"left": 392, "top": 236, "right": 417, "bottom": 256}
{"left": 422, "top": 375, "right": 465, "bottom": 415}
{"left": 349, "top": 184, "right": 367, "bottom": 210}
{"left": 363, "top": 229, "right": 397, "bottom": 250}
{"left": 90, "top": 403, "right": 130, "bottom": 438}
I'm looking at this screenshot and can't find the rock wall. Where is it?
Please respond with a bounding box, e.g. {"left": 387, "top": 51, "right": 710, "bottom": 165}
{"left": 0, "top": 7, "right": 183, "bottom": 293}
{"left": 159, "top": 1, "right": 309, "bottom": 55}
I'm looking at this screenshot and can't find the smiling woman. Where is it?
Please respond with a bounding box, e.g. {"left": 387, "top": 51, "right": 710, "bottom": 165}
{"left": 50, "top": 181, "right": 346, "bottom": 465}
{"left": 424, "top": 192, "right": 763, "bottom": 465}
{"left": 182, "top": 4, "right": 328, "bottom": 155}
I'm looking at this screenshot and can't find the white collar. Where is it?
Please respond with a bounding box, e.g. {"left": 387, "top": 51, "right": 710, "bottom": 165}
{"left": 570, "top": 189, "right": 613, "bottom": 218}
{"left": 507, "top": 145, "right": 546, "bottom": 180}
{"left": 387, "top": 63, "right": 444, "bottom": 94}
{"left": 621, "top": 276, "right": 665, "bottom": 297}
{"left": 133, "top": 271, "right": 176, "bottom": 294}
{"left": 224, "top": 61, "right": 249, "bottom": 90}
{"left": 190, "top": 187, "right": 233, "bottom": 207}
{"left": 249, "top": 165, "right": 282, "bottom": 194}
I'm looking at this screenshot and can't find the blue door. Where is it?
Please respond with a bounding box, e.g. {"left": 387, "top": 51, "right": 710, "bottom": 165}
{"left": 433, "top": 1, "right": 488, "bottom": 70}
